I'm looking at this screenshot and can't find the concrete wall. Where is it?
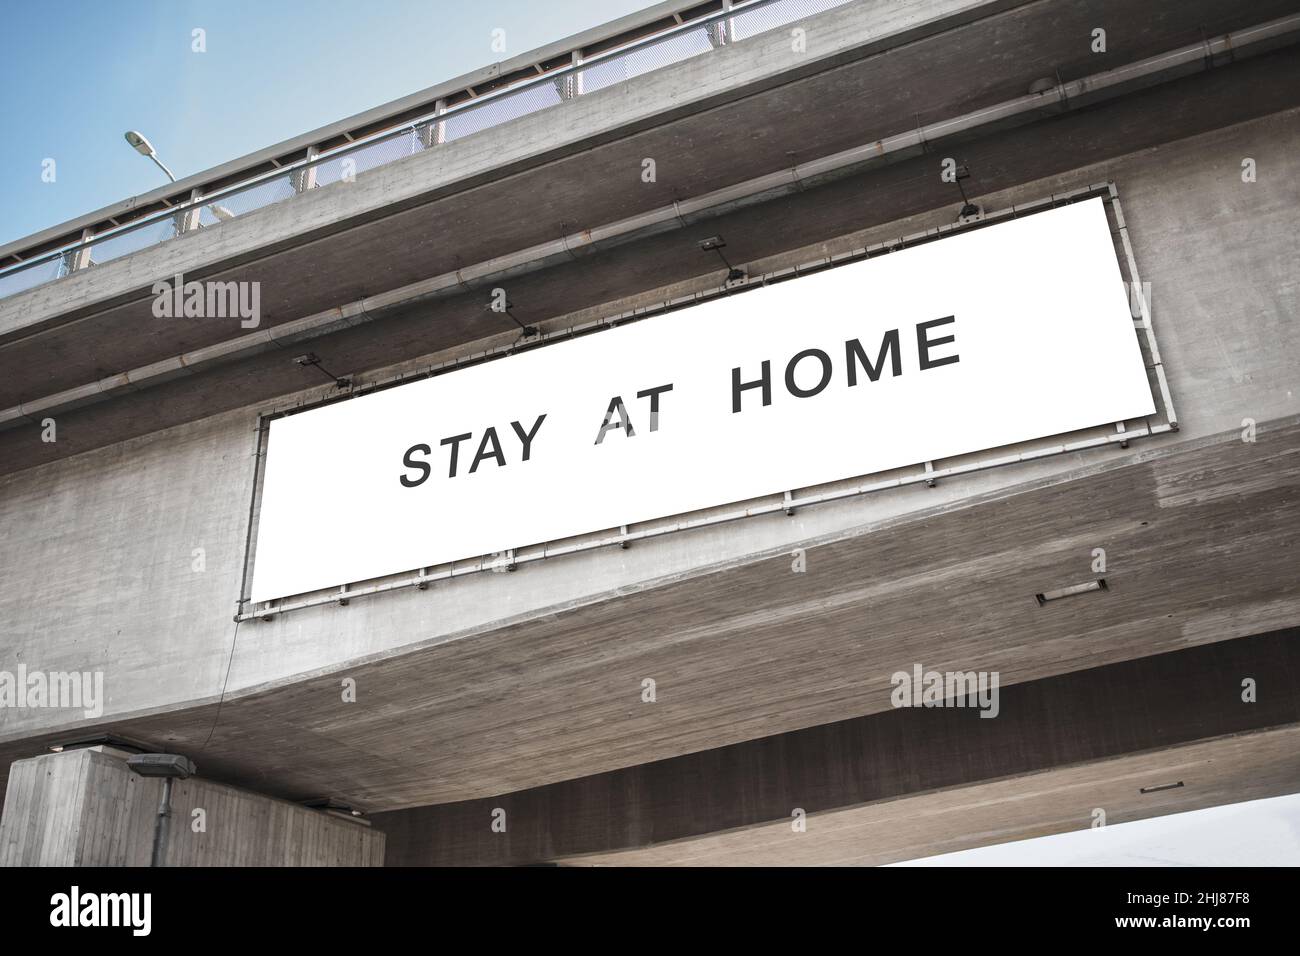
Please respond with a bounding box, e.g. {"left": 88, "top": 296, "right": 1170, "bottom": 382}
{"left": 1, "top": 105, "right": 1298, "bottom": 745}
{"left": 0, "top": 747, "right": 383, "bottom": 866}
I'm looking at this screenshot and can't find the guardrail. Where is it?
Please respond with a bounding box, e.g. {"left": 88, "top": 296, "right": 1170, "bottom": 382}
{"left": 0, "top": 0, "right": 854, "bottom": 303}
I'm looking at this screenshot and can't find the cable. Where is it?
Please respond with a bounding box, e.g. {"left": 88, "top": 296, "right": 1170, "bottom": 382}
{"left": 202, "top": 618, "right": 242, "bottom": 748}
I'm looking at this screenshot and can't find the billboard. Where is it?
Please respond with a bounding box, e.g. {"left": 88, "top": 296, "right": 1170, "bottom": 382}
{"left": 249, "top": 197, "right": 1154, "bottom": 602}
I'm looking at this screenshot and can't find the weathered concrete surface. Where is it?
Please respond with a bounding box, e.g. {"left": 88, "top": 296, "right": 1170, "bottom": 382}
{"left": 1, "top": 415, "right": 1297, "bottom": 813}
{"left": 564, "top": 726, "right": 1300, "bottom": 866}
{"left": 370, "top": 628, "right": 1300, "bottom": 865}
{"left": 0, "top": 746, "right": 383, "bottom": 866}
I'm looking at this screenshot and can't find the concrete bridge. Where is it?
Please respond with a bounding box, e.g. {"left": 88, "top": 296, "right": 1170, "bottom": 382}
{"left": 2, "top": 0, "right": 1299, "bottom": 865}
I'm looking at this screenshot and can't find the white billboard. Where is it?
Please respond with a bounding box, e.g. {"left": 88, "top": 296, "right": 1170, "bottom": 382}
{"left": 250, "top": 198, "right": 1154, "bottom": 602}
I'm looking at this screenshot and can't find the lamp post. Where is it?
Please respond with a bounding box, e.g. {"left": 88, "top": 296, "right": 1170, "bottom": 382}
{"left": 125, "top": 753, "right": 197, "bottom": 867}
{"left": 124, "top": 130, "right": 234, "bottom": 221}
{"left": 124, "top": 130, "right": 177, "bottom": 182}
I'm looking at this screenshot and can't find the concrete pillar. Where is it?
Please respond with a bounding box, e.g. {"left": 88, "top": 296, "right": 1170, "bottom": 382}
{"left": 0, "top": 746, "right": 384, "bottom": 866}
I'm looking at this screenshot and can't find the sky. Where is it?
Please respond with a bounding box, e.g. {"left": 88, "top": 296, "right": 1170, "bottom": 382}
{"left": 0, "top": 0, "right": 649, "bottom": 247}
{"left": 894, "top": 793, "right": 1300, "bottom": 866}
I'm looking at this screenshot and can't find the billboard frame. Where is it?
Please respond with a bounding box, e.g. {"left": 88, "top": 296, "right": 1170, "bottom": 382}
{"left": 234, "top": 180, "right": 1176, "bottom": 622}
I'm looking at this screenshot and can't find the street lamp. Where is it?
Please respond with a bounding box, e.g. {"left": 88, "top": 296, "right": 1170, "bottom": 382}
{"left": 124, "top": 129, "right": 234, "bottom": 221}
{"left": 124, "top": 130, "right": 177, "bottom": 182}
{"left": 126, "top": 753, "right": 197, "bottom": 868}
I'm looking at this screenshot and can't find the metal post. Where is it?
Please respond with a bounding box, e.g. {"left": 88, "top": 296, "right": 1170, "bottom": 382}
{"left": 67, "top": 227, "right": 95, "bottom": 272}
{"left": 177, "top": 188, "right": 203, "bottom": 233}
{"left": 556, "top": 50, "right": 584, "bottom": 100}
{"left": 1108, "top": 183, "right": 1178, "bottom": 430}
{"left": 292, "top": 147, "right": 319, "bottom": 192}
{"left": 420, "top": 99, "right": 447, "bottom": 147}
{"left": 709, "top": 0, "right": 735, "bottom": 47}
{"left": 151, "top": 776, "right": 174, "bottom": 868}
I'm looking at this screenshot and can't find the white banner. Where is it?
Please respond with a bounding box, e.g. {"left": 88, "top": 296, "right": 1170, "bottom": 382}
{"left": 250, "top": 198, "right": 1154, "bottom": 601}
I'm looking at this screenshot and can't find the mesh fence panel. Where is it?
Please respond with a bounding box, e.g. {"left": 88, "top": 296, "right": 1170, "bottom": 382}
{"left": 198, "top": 172, "right": 298, "bottom": 225}
{"left": 442, "top": 80, "right": 565, "bottom": 143}
{"left": 313, "top": 128, "right": 425, "bottom": 187}
{"left": 731, "top": 0, "right": 856, "bottom": 40}
{"left": 311, "top": 152, "right": 351, "bottom": 190}
{"left": 87, "top": 216, "right": 179, "bottom": 266}
{"left": 581, "top": 25, "right": 714, "bottom": 95}
{"left": 0, "top": 256, "right": 65, "bottom": 299}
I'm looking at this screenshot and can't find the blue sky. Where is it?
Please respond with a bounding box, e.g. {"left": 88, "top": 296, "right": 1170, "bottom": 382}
{"left": 894, "top": 793, "right": 1300, "bottom": 866}
{"left": 0, "top": 0, "right": 648, "bottom": 246}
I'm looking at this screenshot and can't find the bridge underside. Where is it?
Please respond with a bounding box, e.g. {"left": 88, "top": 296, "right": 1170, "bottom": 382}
{"left": 377, "top": 629, "right": 1300, "bottom": 866}
{"left": 2, "top": 417, "right": 1297, "bottom": 846}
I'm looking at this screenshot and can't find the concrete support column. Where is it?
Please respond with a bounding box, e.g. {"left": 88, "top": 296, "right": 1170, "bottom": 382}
{"left": 0, "top": 746, "right": 384, "bottom": 866}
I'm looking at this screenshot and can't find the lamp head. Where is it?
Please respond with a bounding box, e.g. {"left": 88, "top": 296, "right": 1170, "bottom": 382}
{"left": 124, "top": 130, "right": 156, "bottom": 157}
{"left": 126, "top": 753, "right": 197, "bottom": 779}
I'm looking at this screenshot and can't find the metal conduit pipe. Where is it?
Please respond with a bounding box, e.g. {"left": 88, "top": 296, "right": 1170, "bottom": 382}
{"left": 2, "top": 12, "right": 1297, "bottom": 434}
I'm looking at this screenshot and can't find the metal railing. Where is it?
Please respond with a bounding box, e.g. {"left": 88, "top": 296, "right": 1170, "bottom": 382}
{"left": 0, "top": 0, "right": 855, "bottom": 303}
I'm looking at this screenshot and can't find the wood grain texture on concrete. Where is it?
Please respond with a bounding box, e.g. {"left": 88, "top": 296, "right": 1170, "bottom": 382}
{"left": 2, "top": 416, "right": 1297, "bottom": 818}
{"left": 373, "top": 627, "right": 1300, "bottom": 865}
{"left": 0, "top": 747, "right": 383, "bottom": 866}
{"left": 562, "top": 724, "right": 1300, "bottom": 866}
{"left": 3, "top": 100, "right": 1296, "bottom": 749}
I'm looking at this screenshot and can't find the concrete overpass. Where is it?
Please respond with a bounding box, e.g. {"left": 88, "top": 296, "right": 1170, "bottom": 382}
{"left": 1, "top": 0, "right": 1299, "bottom": 865}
